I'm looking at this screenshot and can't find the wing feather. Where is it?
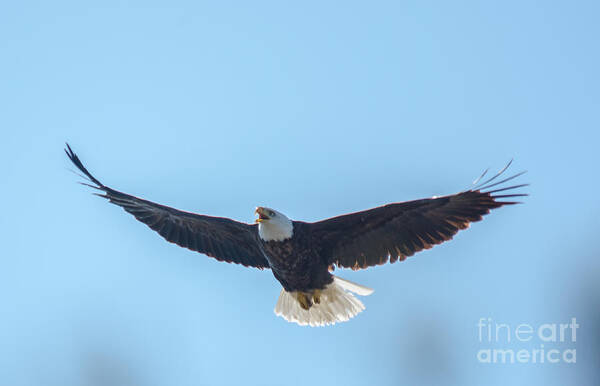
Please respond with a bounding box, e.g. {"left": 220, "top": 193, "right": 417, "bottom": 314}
{"left": 65, "top": 144, "right": 269, "bottom": 269}
{"left": 309, "top": 164, "right": 527, "bottom": 270}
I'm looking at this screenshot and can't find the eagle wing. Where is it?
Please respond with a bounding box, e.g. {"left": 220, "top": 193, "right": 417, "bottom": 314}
{"left": 309, "top": 164, "right": 527, "bottom": 270}
{"left": 65, "top": 144, "right": 269, "bottom": 269}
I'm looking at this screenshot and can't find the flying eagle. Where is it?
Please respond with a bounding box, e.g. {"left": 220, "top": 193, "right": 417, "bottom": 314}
{"left": 65, "top": 144, "right": 526, "bottom": 326}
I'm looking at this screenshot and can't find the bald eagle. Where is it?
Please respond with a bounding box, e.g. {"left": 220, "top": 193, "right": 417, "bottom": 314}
{"left": 65, "top": 144, "right": 526, "bottom": 326}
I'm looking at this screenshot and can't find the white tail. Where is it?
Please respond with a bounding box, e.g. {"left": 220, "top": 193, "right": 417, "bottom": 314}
{"left": 274, "top": 276, "right": 374, "bottom": 326}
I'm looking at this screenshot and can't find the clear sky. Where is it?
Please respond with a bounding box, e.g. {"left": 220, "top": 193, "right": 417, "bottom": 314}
{"left": 1, "top": 1, "right": 599, "bottom": 385}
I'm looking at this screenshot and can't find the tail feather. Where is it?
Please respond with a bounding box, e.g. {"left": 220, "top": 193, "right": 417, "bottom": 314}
{"left": 274, "top": 275, "right": 373, "bottom": 327}
{"left": 333, "top": 276, "right": 374, "bottom": 296}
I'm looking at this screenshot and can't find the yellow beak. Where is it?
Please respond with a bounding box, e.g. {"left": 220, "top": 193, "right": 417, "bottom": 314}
{"left": 255, "top": 207, "right": 268, "bottom": 223}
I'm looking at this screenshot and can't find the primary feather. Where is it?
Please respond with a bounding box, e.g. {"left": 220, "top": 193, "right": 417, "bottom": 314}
{"left": 65, "top": 144, "right": 269, "bottom": 268}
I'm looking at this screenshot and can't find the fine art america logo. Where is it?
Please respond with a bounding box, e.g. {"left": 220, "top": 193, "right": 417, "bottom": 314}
{"left": 477, "top": 317, "right": 578, "bottom": 364}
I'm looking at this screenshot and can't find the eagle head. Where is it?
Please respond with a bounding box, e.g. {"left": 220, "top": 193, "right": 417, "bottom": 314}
{"left": 255, "top": 207, "right": 293, "bottom": 242}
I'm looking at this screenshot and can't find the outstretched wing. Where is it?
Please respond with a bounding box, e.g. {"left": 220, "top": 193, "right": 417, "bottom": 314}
{"left": 309, "top": 163, "right": 527, "bottom": 270}
{"left": 65, "top": 144, "right": 269, "bottom": 269}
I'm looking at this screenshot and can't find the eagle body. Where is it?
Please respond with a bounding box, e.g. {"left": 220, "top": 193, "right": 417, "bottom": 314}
{"left": 65, "top": 144, "right": 526, "bottom": 326}
{"left": 261, "top": 222, "right": 333, "bottom": 293}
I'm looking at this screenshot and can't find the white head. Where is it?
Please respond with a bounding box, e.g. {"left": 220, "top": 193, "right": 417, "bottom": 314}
{"left": 255, "top": 207, "right": 293, "bottom": 242}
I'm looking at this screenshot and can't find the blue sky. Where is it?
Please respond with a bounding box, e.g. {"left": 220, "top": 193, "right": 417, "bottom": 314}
{"left": 1, "top": 1, "right": 599, "bottom": 385}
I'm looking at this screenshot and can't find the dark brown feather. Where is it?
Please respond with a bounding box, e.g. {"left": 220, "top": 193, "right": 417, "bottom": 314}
{"left": 309, "top": 167, "right": 527, "bottom": 270}
{"left": 65, "top": 144, "right": 269, "bottom": 269}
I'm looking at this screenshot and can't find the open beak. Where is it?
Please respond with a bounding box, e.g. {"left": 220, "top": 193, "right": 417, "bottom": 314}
{"left": 255, "top": 207, "right": 270, "bottom": 223}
